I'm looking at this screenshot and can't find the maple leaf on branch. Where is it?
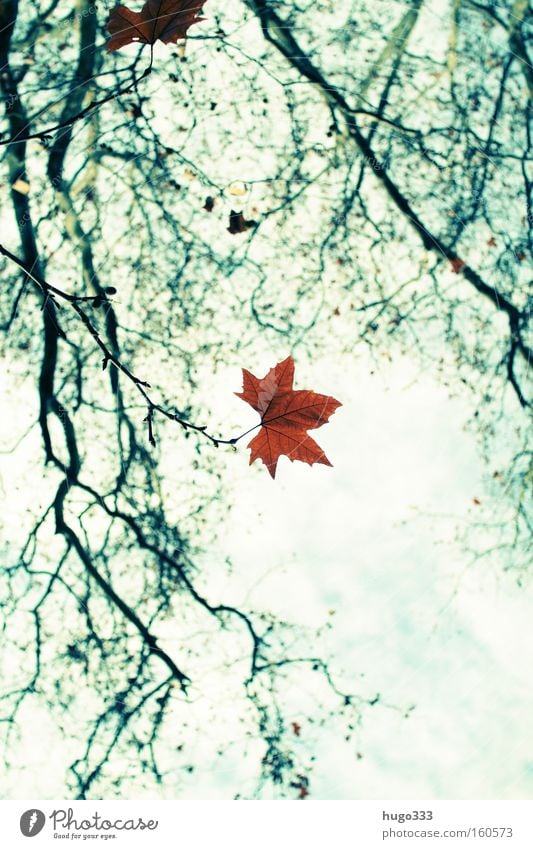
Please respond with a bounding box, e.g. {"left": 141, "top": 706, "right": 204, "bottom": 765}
{"left": 235, "top": 356, "right": 342, "bottom": 479}
{"left": 106, "top": 0, "right": 207, "bottom": 52}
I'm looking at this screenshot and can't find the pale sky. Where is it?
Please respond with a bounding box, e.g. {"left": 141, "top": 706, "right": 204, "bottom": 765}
{"left": 200, "top": 352, "right": 533, "bottom": 799}
{"left": 3, "top": 349, "right": 532, "bottom": 799}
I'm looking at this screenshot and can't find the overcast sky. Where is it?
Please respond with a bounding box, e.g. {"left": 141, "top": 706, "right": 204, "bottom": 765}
{"left": 202, "top": 352, "right": 533, "bottom": 799}
{"left": 1, "top": 327, "right": 532, "bottom": 801}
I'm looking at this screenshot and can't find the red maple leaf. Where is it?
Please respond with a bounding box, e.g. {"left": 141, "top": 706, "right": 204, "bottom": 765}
{"left": 106, "top": 0, "right": 207, "bottom": 52}
{"left": 235, "top": 356, "right": 342, "bottom": 479}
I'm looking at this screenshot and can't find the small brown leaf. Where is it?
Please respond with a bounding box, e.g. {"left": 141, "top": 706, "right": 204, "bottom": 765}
{"left": 450, "top": 257, "right": 465, "bottom": 273}
{"left": 227, "top": 210, "right": 256, "bottom": 235}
